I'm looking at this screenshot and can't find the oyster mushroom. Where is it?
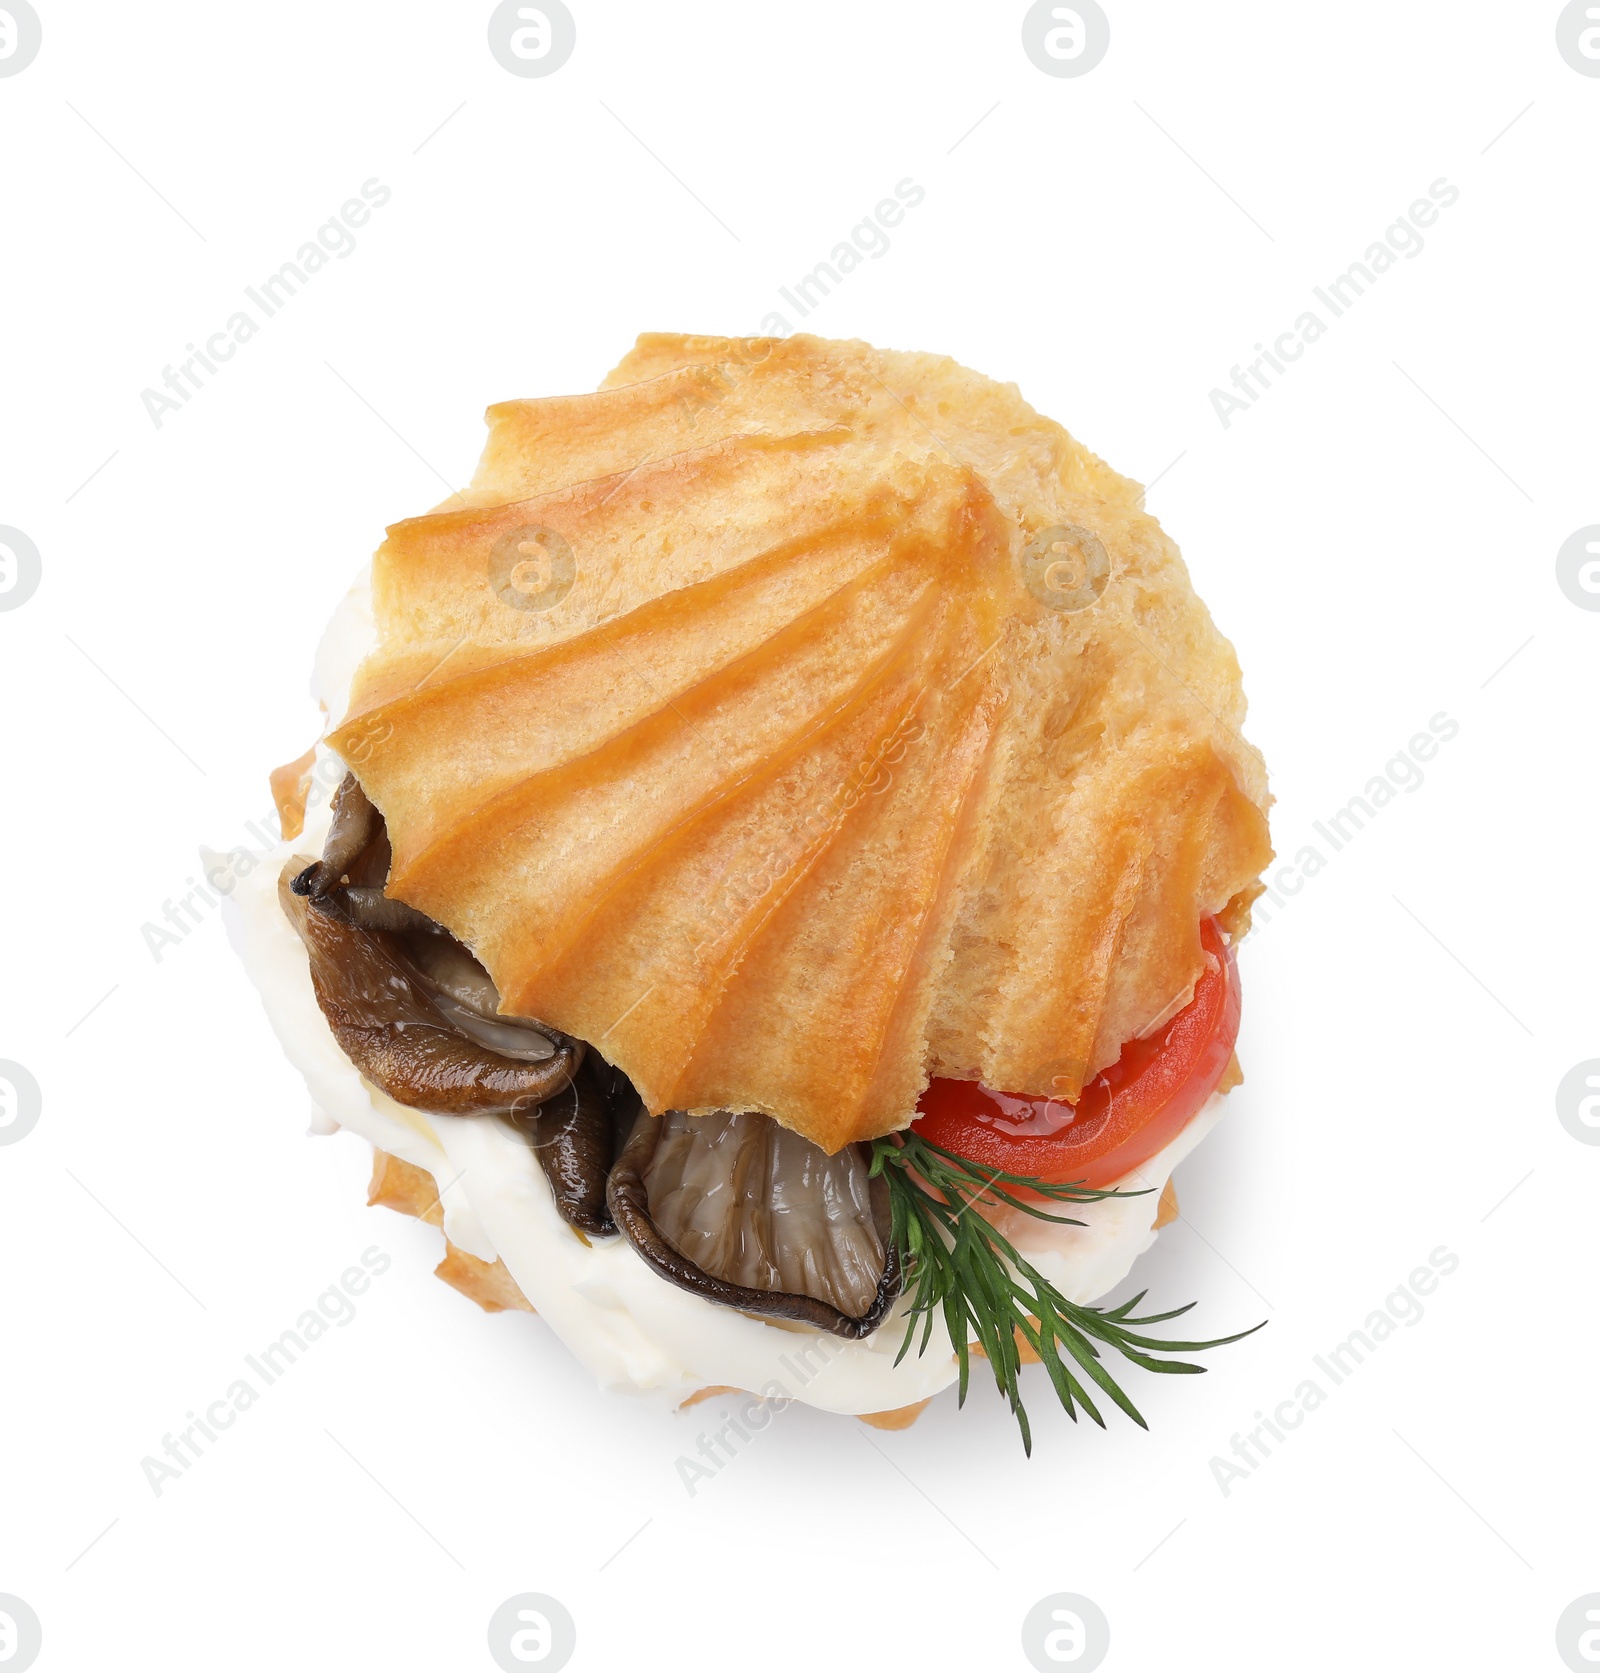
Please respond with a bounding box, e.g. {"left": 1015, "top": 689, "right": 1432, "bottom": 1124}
{"left": 311, "top": 885, "right": 443, "bottom": 939}
{"left": 517, "top": 1062, "right": 617, "bottom": 1237}
{"left": 606, "top": 1101, "right": 901, "bottom": 1338}
{"left": 392, "top": 928, "right": 579, "bottom": 1065}
{"left": 291, "top": 773, "right": 380, "bottom": 898}
{"left": 398, "top": 928, "right": 510, "bottom": 1019}
{"left": 280, "top": 860, "right": 582, "bottom": 1114}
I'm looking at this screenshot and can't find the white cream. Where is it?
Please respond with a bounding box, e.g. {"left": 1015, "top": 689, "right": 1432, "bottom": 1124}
{"left": 310, "top": 572, "right": 377, "bottom": 736}
{"left": 221, "top": 571, "right": 1229, "bottom": 1416}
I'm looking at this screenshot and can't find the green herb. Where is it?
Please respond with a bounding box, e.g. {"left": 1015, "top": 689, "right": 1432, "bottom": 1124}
{"left": 867, "top": 1131, "right": 1263, "bottom": 1454}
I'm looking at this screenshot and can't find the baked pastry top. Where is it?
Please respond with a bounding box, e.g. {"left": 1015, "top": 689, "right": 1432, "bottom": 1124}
{"left": 330, "top": 334, "right": 1271, "bottom": 1153}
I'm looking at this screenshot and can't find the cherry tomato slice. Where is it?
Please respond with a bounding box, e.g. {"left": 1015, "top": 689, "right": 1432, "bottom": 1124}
{"left": 911, "top": 918, "right": 1241, "bottom": 1190}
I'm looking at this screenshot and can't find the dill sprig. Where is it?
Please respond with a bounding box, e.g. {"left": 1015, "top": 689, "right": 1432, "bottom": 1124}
{"left": 867, "top": 1131, "right": 1263, "bottom": 1454}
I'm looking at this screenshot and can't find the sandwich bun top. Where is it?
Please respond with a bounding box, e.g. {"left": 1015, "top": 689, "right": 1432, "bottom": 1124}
{"left": 329, "top": 334, "right": 1271, "bottom": 1153}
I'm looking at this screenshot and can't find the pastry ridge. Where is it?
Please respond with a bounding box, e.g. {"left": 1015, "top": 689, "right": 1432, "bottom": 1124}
{"left": 329, "top": 334, "right": 1271, "bottom": 1150}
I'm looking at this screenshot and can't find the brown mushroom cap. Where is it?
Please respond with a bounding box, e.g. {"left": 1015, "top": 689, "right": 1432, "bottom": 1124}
{"left": 606, "top": 1099, "right": 901, "bottom": 1339}
{"left": 291, "top": 773, "right": 380, "bottom": 899}
{"left": 280, "top": 860, "right": 582, "bottom": 1115}
{"left": 517, "top": 1061, "right": 617, "bottom": 1237}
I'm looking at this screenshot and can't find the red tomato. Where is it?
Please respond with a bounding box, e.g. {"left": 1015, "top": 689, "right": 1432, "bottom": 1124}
{"left": 912, "top": 918, "right": 1241, "bottom": 1190}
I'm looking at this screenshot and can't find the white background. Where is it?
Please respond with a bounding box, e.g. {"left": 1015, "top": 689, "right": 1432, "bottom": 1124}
{"left": 2, "top": 3, "right": 1596, "bottom": 1669}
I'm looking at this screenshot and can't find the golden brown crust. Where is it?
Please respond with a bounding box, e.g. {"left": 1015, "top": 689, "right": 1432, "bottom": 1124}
{"left": 433, "top": 1243, "right": 535, "bottom": 1314}
{"left": 857, "top": 1399, "right": 933, "bottom": 1431}
{"left": 973, "top": 1328, "right": 1044, "bottom": 1369}
{"left": 366, "top": 1150, "right": 533, "bottom": 1313}
{"left": 1217, "top": 1050, "right": 1244, "bottom": 1097}
{"left": 332, "top": 335, "right": 1271, "bottom": 1151}
{"left": 678, "top": 1385, "right": 740, "bottom": 1409}
{"left": 269, "top": 742, "right": 318, "bottom": 843}
{"left": 367, "top": 1149, "right": 444, "bottom": 1224}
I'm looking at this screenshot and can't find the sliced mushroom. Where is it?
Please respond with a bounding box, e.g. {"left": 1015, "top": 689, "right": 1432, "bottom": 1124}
{"left": 399, "top": 930, "right": 513, "bottom": 1021}
{"left": 411, "top": 992, "right": 565, "bottom": 1065}
{"left": 291, "top": 773, "right": 379, "bottom": 898}
{"left": 606, "top": 1101, "right": 901, "bottom": 1338}
{"left": 392, "top": 929, "right": 576, "bottom": 1057}
{"left": 518, "top": 1062, "right": 616, "bottom": 1237}
{"left": 286, "top": 768, "right": 572, "bottom": 1068}
{"left": 313, "top": 886, "right": 444, "bottom": 938}
{"left": 280, "top": 860, "right": 582, "bottom": 1114}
